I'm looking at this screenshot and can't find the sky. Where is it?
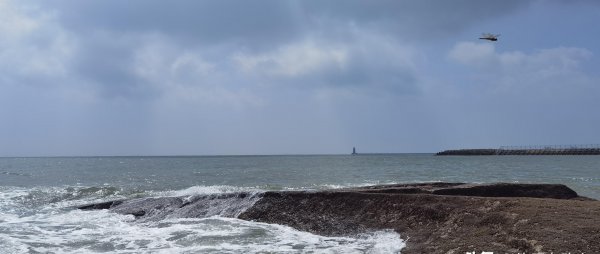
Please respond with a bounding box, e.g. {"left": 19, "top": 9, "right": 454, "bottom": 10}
{"left": 1, "top": 0, "right": 599, "bottom": 156}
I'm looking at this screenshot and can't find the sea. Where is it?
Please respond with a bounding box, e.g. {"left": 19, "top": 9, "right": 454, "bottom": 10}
{"left": 1, "top": 154, "right": 599, "bottom": 253}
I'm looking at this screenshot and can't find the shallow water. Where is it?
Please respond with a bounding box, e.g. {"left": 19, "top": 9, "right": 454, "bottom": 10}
{"left": 1, "top": 154, "right": 599, "bottom": 253}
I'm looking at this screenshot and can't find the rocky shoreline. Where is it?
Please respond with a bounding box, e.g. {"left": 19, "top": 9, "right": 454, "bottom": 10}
{"left": 79, "top": 183, "right": 600, "bottom": 253}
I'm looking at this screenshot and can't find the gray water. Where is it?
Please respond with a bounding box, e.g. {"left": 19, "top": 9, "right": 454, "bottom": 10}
{"left": 1, "top": 154, "right": 599, "bottom": 253}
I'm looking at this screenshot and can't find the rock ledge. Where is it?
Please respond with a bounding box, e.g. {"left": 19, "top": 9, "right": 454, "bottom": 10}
{"left": 80, "top": 183, "right": 600, "bottom": 253}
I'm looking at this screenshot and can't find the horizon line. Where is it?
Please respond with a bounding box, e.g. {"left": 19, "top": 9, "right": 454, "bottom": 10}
{"left": 0, "top": 152, "right": 436, "bottom": 158}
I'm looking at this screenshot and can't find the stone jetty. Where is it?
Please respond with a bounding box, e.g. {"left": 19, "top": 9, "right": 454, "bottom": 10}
{"left": 437, "top": 145, "right": 600, "bottom": 155}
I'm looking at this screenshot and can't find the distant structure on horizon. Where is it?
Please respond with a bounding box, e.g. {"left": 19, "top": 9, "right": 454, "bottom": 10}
{"left": 437, "top": 144, "right": 600, "bottom": 156}
{"left": 352, "top": 147, "right": 357, "bottom": 155}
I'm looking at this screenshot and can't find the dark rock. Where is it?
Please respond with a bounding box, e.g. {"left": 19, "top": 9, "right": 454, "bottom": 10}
{"left": 130, "top": 210, "right": 146, "bottom": 217}
{"left": 77, "top": 193, "right": 263, "bottom": 221}
{"left": 430, "top": 183, "right": 579, "bottom": 199}
{"left": 111, "top": 197, "right": 184, "bottom": 221}
{"left": 239, "top": 186, "right": 600, "bottom": 254}
{"left": 348, "top": 182, "right": 580, "bottom": 199}
{"left": 78, "top": 200, "right": 124, "bottom": 210}
{"left": 78, "top": 183, "right": 600, "bottom": 253}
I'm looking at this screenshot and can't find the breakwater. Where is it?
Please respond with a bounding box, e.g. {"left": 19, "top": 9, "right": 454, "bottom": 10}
{"left": 437, "top": 144, "right": 600, "bottom": 155}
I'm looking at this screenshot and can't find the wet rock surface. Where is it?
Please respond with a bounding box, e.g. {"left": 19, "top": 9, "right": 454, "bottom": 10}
{"left": 79, "top": 183, "right": 600, "bottom": 253}
{"left": 350, "top": 182, "right": 581, "bottom": 199}
{"left": 79, "top": 193, "right": 263, "bottom": 222}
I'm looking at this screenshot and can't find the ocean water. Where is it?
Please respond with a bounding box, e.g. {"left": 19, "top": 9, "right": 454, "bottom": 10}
{"left": 1, "top": 154, "right": 599, "bottom": 253}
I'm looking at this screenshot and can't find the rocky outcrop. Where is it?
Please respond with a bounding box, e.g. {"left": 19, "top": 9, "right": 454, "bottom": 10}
{"left": 78, "top": 183, "right": 600, "bottom": 253}
{"left": 351, "top": 182, "right": 581, "bottom": 199}
{"left": 80, "top": 192, "right": 263, "bottom": 222}
{"left": 79, "top": 200, "right": 124, "bottom": 210}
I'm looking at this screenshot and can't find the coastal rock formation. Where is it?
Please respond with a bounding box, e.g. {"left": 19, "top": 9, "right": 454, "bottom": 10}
{"left": 347, "top": 182, "right": 581, "bottom": 199}
{"left": 79, "top": 183, "right": 600, "bottom": 253}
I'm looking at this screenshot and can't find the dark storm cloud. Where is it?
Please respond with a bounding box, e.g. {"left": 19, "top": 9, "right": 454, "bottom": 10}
{"left": 41, "top": 0, "right": 304, "bottom": 48}
{"left": 44, "top": 0, "right": 526, "bottom": 44}
{"left": 73, "top": 35, "right": 145, "bottom": 98}
{"left": 26, "top": 0, "right": 528, "bottom": 100}
{"left": 2, "top": 0, "right": 532, "bottom": 101}
{"left": 301, "top": 0, "right": 526, "bottom": 39}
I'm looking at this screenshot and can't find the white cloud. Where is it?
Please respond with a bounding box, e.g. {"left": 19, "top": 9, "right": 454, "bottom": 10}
{"left": 449, "top": 42, "right": 592, "bottom": 71}
{"left": 0, "top": 0, "right": 75, "bottom": 80}
{"left": 447, "top": 42, "right": 496, "bottom": 66}
{"left": 0, "top": 0, "right": 38, "bottom": 39}
{"left": 132, "top": 37, "right": 216, "bottom": 87}
{"left": 131, "top": 37, "right": 263, "bottom": 108}
{"left": 233, "top": 31, "right": 420, "bottom": 95}
{"left": 448, "top": 42, "right": 594, "bottom": 93}
{"left": 234, "top": 41, "right": 348, "bottom": 78}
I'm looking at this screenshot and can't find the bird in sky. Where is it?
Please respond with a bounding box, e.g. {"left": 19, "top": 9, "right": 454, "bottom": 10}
{"left": 479, "top": 33, "right": 500, "bottom": 41}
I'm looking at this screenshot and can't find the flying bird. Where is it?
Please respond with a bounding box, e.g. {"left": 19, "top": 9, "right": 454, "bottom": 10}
{"left": 479, "top": 33, "right": 500, "bottom": 41}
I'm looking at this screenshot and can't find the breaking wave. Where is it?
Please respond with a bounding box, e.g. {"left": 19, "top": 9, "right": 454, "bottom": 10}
{"left": 0, "top": 185, "right": 405, "bottom": 253}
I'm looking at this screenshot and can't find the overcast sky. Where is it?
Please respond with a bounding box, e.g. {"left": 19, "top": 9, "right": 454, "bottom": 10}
{"left": 1, "top": 0, "right": 599, "bottom": 156}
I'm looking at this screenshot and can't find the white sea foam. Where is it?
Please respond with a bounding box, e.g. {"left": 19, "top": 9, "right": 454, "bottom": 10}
{"left": 0, "top": 186, "right": 405, "bottom": 253}
{"left": 158, "top": 185, "right": 264, "bottom": 197}
{"left": 1, "top": 208, "right": 404, "bottom": 253}
{"left": 0, "top": 185, "right": 128, "bottom": 214}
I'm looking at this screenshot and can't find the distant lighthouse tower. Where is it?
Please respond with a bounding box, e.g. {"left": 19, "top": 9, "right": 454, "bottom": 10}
{"left": 352, "top": 147, "right": 357, "bottom": 155}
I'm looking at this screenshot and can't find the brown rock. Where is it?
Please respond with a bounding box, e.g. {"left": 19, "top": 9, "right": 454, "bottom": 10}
{"left": 79, "top": 183, "right": 600, "bottom": 253}
{"left": 239, "top": 183, "right": 600, "bottom": 253}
